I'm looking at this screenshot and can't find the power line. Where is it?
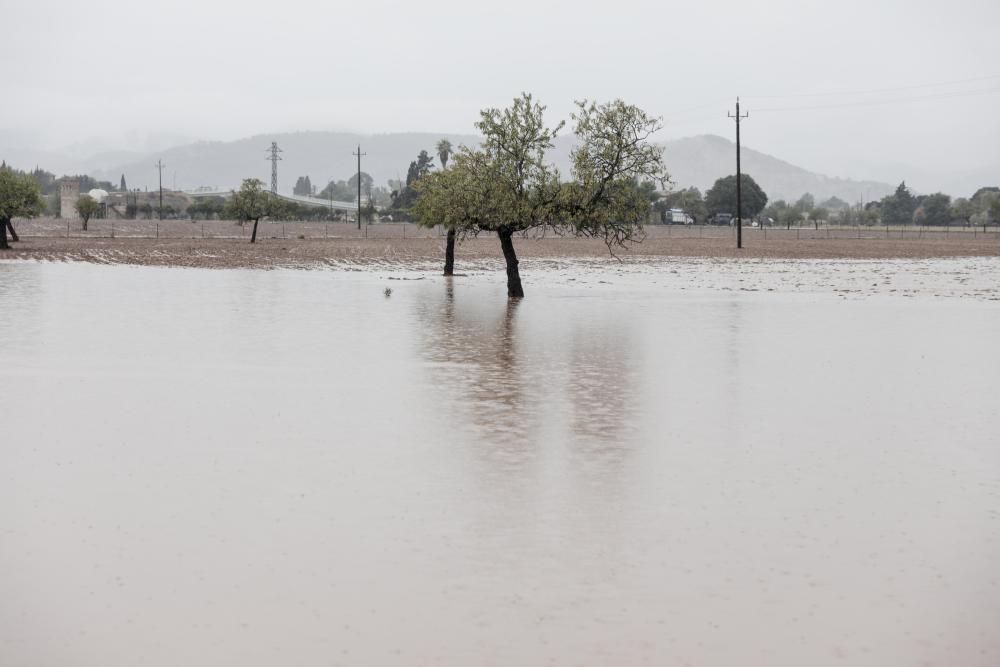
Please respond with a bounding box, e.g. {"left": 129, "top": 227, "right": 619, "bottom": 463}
{"left": 748, "top": 73, "right": 1000, "bottom": 100}
{"left": 659, "top": 75, "right": 1000, "bottom": 126}
{"left": 752, "top": 86, "right": 1000, "bottom": 113}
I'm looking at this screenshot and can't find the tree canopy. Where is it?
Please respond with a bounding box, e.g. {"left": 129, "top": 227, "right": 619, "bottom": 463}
{"left": 75, "top": 194, "right": 101, "bottom": 230}
{"left": 0, "top": 168, "right": 45, "bottom": 248}
{"left": 293, "top": 175, "right": 314, "bottom": 196}
{"left": 880, "top": 182, "right": 917, "bottom": 225}
{"left": 406, "top": 152, "right": 435, "bottom": 187}
{"left": 916, "top": 192, "right": 951, "bottom": 226}
{"left": 704, "top": 174, "right": 768, "bottom": 219}
{"left": 224, "top": 178, "right": 283, "bottom": 243}
{"left": 413, "top": 93, "right": 667, "bottom": 297}
{"left": 318, "top": 179, "right": 356, "bottom": 202}
{"left": 436, "top": 139, "right": 453, "bottom": 170}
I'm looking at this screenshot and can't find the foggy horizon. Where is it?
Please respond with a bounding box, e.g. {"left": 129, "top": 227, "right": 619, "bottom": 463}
{"left": 2, "top": 0, "right": 999, "bottom": 190}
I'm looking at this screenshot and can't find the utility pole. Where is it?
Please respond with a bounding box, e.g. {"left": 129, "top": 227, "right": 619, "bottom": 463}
{"left": 352, "top": 145, "right": 367, "bottom": 230}
{"left": 728, "top": 98, "right": 749, "bottom": 249}
{"left": 155, "top": 159, "right": 165, "bottom": 220}
{"left": 266, "top": 142, "right": 282, "bottom": 195}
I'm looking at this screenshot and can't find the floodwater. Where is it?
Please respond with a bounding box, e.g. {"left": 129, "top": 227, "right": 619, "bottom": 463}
{"left": 1, "top": 259, "right": 998, "bottom": 666}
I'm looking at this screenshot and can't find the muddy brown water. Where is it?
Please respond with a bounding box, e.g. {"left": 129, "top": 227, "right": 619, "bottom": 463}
{"left": 1, "top": 260, "right": 998, "bottom": 666}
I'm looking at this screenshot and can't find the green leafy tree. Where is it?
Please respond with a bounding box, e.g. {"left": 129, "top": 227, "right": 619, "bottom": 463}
{"left": 780, "top": 205, "right": 804, "bottom": 229}
{"left": 763, "top": 199, "right": 787, "bottom": 225}
{"left": 293, "top": 176, "right": 314, "bottom": 196}
{"left": 414, "top": 94, "right": 666, "bottom": 298}
{"left": 880, "top": 182, "right": 917, "bottom": 225}
{"left": 705, "top": 174, "right": 768, "bottom": 220}
{"left": 0, "top": 168, "right": 45, "bottom": 248}
{"left": 863, "top": 204, "right": 881, "bottom": 225}
{"left": 562, "top": 98, "right": 668, "bottom": 247}
{"left": 917, "top": 193, "right": 951, "bottom": 226}
{"left": 949, "top": 198, "right": 974, "bottom": 225}
{"left": 347, "top": 171, "right": 374, "bottom": 194}
{"left": 405, "top": 152, "right": 435, "bottom": 187}
{"left": 75, "top": 194, "right": 100, "bottom": 230}
{"left": 970, "top": 187, "right": 999, "bottom": 225}
{"left": 318, "top": 179, "right": 355, "bottom": 202}
{"left": 810, "top": 206, "right": 829, "bottom": 229}
{"left": 393, "top": 152, "right": 438, "bottom": 214}
{"left": 224, "top": 178, "right": 277, "bottom": 243}
{"left": 971, "top": 186, "right": 999, "bottom": 203}
{"left": 991, "top": 198, "right": 1000, "bottom": 224}
{"left": 795, "top": 193, "right": 815, "bottom": 212}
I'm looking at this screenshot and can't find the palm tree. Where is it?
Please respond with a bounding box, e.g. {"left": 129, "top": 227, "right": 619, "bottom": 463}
{"left": 436, "top": 139, "right": 453, "bottom": 170}
{"left": 436, "top": 138, "right": 457, "bottom": 275}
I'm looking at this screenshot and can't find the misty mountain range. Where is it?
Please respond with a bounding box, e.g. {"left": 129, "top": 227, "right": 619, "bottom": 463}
{"left": 0, "top": 131, "right": 953, "bottom": 204}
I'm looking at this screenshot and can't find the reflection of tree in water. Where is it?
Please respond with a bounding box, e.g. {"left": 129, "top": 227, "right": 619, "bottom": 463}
{"left": 414, "top": 281, "right": 641, "bottom": 479}
{"left": 414, "top": 282, "right": 643, "bottom": 564}
{"left": 414, "top": 279, "right": 532, "bottom": 467}
{"left": 563, "top": 325, "right": 639, "bottom": 500}
{"left": 567, "top": 330, "right": 638, "bottom": 443}
{"left": 0, "top": 263, "right": 45, "bottom": 351}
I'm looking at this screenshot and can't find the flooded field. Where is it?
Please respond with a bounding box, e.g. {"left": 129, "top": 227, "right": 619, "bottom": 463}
{"left": 1, "top": 259, "right": 998, "bottom": 666}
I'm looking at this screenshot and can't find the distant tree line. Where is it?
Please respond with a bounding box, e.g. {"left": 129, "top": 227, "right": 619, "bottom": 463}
{"left": 652, "top": 173, "right": 999, "bottom": 228}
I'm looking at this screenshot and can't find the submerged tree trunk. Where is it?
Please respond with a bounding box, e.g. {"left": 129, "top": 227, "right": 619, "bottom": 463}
{"left": 497, "top": 225, "right": 524, "bottom": 298}
{"left": 6, "top": 220, "right": 19, "bottom": 242}
{"left": 0, "top": 217, "right": 9, "bottom": 249}
{"left": 250, "top": 217, "right": 260, "bottom": 243}
{"left": 443, "top": 227, "right": 456, "bottom": 276}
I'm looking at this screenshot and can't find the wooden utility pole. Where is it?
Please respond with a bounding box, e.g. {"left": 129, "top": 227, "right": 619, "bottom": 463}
{"left": 154, "top": 159, "right": 165, "bottom": 220}
{"left": 353, "top": 145, "right": 367, "bottom": 230}
{"left": 728, "top": 98, "right": 748, "bottom": 249}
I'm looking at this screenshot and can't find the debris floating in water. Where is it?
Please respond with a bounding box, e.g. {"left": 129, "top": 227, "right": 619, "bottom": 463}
{"left": 383, "top": 287, "right": 392, "bottom": 297}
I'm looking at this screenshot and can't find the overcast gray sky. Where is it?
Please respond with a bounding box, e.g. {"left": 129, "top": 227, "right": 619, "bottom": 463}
{"left": 3, "top": 0, "right": 998, "bottom": 188}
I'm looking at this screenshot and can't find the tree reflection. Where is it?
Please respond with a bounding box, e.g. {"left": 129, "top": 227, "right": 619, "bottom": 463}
{"left": 415, "top": 278, "right": 530, "bottom": 462}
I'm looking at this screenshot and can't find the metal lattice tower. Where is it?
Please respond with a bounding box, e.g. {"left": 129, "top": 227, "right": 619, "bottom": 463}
{"left": 266, "top": 142, "right": 283, "bottom": 194}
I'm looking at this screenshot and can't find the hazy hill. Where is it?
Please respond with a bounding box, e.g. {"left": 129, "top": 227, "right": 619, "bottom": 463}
{"left": 92, "top": 132, "right": 483, "bottom": 194}
{"left": 661, "top": 135, "right": 894, "bottom": 203}
{"left": 80, "top": 131, "right": 894, "bottom": 203}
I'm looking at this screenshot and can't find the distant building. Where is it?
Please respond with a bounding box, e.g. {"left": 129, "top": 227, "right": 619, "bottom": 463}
{"left": 59, "top": 180, "right": 80, "bottom": 219}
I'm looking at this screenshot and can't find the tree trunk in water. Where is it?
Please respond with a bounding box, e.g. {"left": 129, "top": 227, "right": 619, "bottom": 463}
{"left": 497, "top": 226, "right": 524, "bottom": 298}
{"left": 443, "top": 227, "right": 455, "bottom": 276}
{"left": 0, "top": 218, "right": 9, "bottom": 249}
{"left": 250, "top": 218, "right": 259, "bottom": 244}
{"left": 6, "top": 220, "right": 19, "bottom": 242}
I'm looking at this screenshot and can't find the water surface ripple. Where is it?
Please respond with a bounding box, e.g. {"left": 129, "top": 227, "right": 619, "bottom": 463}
{"left": 1, "top": 261, "right": 998, "bottom": 666}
